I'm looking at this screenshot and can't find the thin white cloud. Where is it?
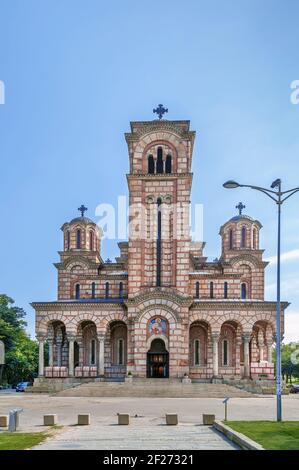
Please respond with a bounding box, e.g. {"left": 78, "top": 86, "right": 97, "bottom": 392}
{"left": 267, "top": 248, "right": 299, "bottom": 265}
{"left": 284, "top": 312, "right": 299, "bottom": 343}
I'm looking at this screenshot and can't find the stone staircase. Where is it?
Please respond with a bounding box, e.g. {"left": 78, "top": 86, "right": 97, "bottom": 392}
{"left": 56, "top": 378, "right": 254, "bottom": 398}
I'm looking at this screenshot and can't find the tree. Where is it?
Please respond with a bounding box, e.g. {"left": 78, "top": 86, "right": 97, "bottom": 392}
{"left": 277, "top": 342, "right": 299, "bottom": 383}
{"left": 0, "top": 294, "right": 38, "bottom": 385}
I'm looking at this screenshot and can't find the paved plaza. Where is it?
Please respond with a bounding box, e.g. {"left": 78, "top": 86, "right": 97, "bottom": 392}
{"left": 0, "top": 393, "right": 298, "bottom": 449}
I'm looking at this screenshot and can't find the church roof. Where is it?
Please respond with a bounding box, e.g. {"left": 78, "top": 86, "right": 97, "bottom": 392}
{"left": 229, "top": 214, "right": 254, "bottom": 222}
{"left": 69, "top": 216, "right": 95, "bottom": 224}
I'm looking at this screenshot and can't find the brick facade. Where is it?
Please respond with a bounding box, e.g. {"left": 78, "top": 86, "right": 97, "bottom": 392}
{"left": 32, "top": 118, "right": 288, "bottom": 382}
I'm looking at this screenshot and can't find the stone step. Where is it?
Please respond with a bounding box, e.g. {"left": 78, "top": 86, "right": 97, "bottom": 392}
{"left": 57, "top": 382, "right": 253, "bottom": 398}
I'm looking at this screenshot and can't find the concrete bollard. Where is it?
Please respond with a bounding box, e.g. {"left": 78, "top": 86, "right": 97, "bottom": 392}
{"left": 118, "top": 413, "right": 130, "bottom": 425}
{"left": 202, "top": 414, "right": 215, "bottom": 425}
{"left": 0, "top": 415, "right": 8, "bottom": 427}
{"left": 78, "top": 414, "right": 90, "bottom": 425}
{"left": 166, "top": 414, "right": 178, "bottom": 425}
{"left": 43, "top": 414, "right": 58, "bottom": 426}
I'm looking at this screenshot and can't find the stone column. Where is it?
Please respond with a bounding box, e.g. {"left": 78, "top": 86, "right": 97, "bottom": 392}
{"left": 267, "top": 342, "right": 273, "bottom": 363}
{"left": 258, "top": 330, "right": 265, "bottom": 362}
{"left": 212, "top": 334, "right": 220, "bottom": 377}
{"left": 48, "top": 339, "right": 54, "bottom": 367}
{"left": 68, "top": 336, "right": 75, "bottom": 377}
{"left": 243, "top": 334, "right": 251, "bottom": 378}
{"left": 56, "top": 340, "right": 62, "bottom": 367}
{"left": 38, "top": 336, "right": 45, "bottom": 377}
{"left": 98, "top": 336, "right": 105, "bottom": 376}
{"left": 236, "top": 340, "right": 241, "bottom": 376}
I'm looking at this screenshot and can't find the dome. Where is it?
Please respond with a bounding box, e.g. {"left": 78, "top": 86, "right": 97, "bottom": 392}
{"left": 69, "top": 216, "right": 95, "bottom": 225}
{"left": 229, "top": 214, "right": 254, "bottom": 222}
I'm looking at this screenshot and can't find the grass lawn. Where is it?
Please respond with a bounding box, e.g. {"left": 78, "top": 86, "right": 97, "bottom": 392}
{"left": 226, "top": 421, "right": 299, "bottom": 450}
{"left": 0, "top": 432, "right": 48, "bottom": 450}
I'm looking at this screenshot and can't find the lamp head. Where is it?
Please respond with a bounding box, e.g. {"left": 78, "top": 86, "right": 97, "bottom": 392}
{"left": 271, "top": 178, "right": 281, "bottom": 189}
{"left": 223, "top": 180, "right": 240, "bottom": 189}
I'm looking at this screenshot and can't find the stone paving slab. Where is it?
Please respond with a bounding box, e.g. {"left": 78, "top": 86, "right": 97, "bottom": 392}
{"left": 33, "top": 421, "right": 238, "bottom": 450}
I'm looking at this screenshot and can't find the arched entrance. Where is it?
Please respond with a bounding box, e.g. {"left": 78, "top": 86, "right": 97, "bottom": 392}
{"left": 147, "top": 338, "right": 169, "bottom": 378}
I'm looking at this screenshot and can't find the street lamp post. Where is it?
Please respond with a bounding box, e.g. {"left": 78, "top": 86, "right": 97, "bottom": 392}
{"left": 223, "top": 179, "right": 299, "bottom": 422}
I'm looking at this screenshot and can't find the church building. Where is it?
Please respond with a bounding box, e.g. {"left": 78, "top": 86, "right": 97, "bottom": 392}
{"left": 32, "top": 112, "right": 288, "bottom": 388}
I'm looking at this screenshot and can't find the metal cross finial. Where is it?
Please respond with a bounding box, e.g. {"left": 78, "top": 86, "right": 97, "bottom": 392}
{"left": 236, "top": 202, "right": 246, "bottom": 216}
{"left": 153, "top": 104, "right": 168, "bottom": 120}
{"left": 78, "top": 204, "right": 88, "bottom": 217}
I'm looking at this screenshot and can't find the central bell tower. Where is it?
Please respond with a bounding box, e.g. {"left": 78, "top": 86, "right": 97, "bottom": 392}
{"left": 125, "top": 115, "right": 196, "bottom": 298}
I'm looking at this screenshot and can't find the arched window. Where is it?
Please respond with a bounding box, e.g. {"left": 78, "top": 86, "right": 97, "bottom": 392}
{"left": 229, "top": 229, "right": 233, "bottom": 249}
{"left": 148, "top": 155, "right": 155, "bottom": 174}
{"left": 76, "top": 229, "right": 81, "bottom": 249}
{"left": 210, "top": 281, "right": 214, "bottom": 299}
{"left": 89, "top": 231, "right": 94, "bottom": 251}
{"left": 165, "top": 154, "right": 172, "bottom": 173}
{"left": 194, "top": 339, "right": 200, "bottom": 365}
{"left": 156, "top": 147, "right": 163, "bottom": 174}
{"left": 241, "top": 226, "right": 246, "bottom": 248}
{"left": 224, "top": 282, "right": 228, "bottom": 299}
{"left": 117, "top": 338, "right": 124, "bottom": 365}
{"left": 223, "top": 339, "right": 228, "bottom": 366}
{"left": 66, "top": 231, "right": 70, "bottom": 250}
{"left": 241, "top": 283, "right": 247, "bottom": 299}
{"left": 119, "top": 282, "right": 124, "bottom": 298}
{"left": 105, "top": 282, "right": 109, "bottom": 299}
{"left": 91, "top": 282, "right": 96, "bottom": 299}
{"left": 253, "top": 228, "right": 257, "bottom": 249}
{"left": 90, "top": 339, "right": 96, "bottom": 365}
{"left": 195, "top": 281, "right": 200, "bottom": 299}
{"left": 75, "top": 283, "right": 80, "bottom": 300}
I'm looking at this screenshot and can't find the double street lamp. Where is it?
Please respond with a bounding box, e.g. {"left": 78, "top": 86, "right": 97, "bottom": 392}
{"left": 223, "top": 179, "right": 299, "bottom": 422}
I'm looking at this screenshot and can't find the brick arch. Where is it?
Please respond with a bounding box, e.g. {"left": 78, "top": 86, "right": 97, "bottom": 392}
{"left": 189, "top": 312, "right": 213, "bottom": 326}
{"left": 134, "top": 131, "right": 183, "bottom": 155}
{"left": 136, "top": 305, "right": 179, "bottom": 327}
{"left": 249, "top": 315, "right": 276, "bottom": 334}
{"left": 230, "top": 256, "right": 259, "bottom": 270}
{"left": 141, "top": 140, "right": 179, "bottom": 173}
{"left": 67, "top": 312, "right": 102, "bottom": 334}
{"left": 146, "top": 334, "right": 169, "bottom": 351}
{"left": 38, "top": 313, "right": 69, "bottom": 334}
{"left": 64, "top": 258, "right": 90, "bottom": 271}
{"left": 100, "top": 311, "right": 128, "bottom": 333}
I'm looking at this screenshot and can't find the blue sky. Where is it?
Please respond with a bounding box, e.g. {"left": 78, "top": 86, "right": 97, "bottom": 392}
{"left": 0, "top": 0, "right": 299, "bottom": 341}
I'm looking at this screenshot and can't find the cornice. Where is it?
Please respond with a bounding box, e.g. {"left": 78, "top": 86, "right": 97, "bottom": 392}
{"left": 126, "top": 173, "right": 193, "bottom": 181}
{"left": 190, "top": 300, "right": 290, "bottom": 311}
{"left": 125, "top": 120, "right": 195, "bottom": 143}
{"left": 31, "top": 301, "right": 127, "bottom": 311}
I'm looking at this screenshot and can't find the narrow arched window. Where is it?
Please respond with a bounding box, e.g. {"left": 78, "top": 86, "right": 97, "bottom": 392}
{"left": 253, "top": 228, "right": 257, "bottom": 249}
{"left": 66, "top": 231, "right": 70, "bottom": 250}
{"left": 224, "top": 282, "right": 228, "bottom": 299}
{"left": 165, "top": 154, "right": 172, "bottom": 173}
{"left": 105, "top": 282, "right": 109, "bottom": 299}
{"left": 119, "top": 282, "right": 124, "bottom": 298}
{"left": 89, "top": 231, "right": 94, "bottom": 251}
{"left": 210, "top": 281, "right": 214, "bottom": 299}
{"left": 148, "top": 155, "right": 155, "bottom": 174}
{"left": 118, "top": 338, "right": 124, "bottom": 365}
{"left": 241, "top": 226, "right": 246, "bottom": 248}
{"left": 75, "top": 283, "right": 80, "bottom": 300}
{"left": 223, "top": 339, "right": 228, "bottom": 366}
{"left": 90, "top": 339, "right": 96, "bottom": 365}
{"left": 229, "top": 229, "right": 233, "bottom": 249}
{"left": 76, "top": 229, "right": 81, "bottom": 249}
{"left": 195, "top": 281, "right": 200, "bottom": 299}
{"left": 91, "top": 282, "right": 96, "bottom": 299}
{"left": 194, "top": 339, "right": 200, "bottom": 365}
{"left": 241, "top": 283, "right": 247, "bottom": 299}
{"left": 156, "top": 147, "right": 163, "bottom": 174}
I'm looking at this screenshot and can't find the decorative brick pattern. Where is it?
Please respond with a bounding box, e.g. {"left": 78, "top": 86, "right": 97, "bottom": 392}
{"left": 32, "top": 118, "right": 288, "bottom": 382}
